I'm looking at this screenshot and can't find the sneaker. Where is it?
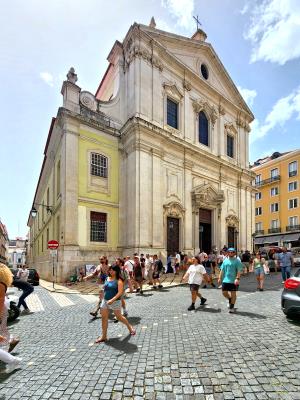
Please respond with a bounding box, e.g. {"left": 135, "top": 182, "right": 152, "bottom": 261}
{"left": 211, "top": 283, "right": 216, "bottom": 288}
{"left": 200, "top": 297, "right": 207, "bottom": 306}
{"left": 228, "top": 308, "right": 236, "bottom": 313}
{"left": 8, "top": 338, "right": 20, "bottom": 353}
{"left": 89, "top": 311, "right": 97, "bottom": 317}
{"left": 218, "top": 285, "right": 222, "bottom": 289}
{"left": 152, "top": 286, "right": 157, "bottom": 289}
{"left": 158, "top": 284, "right": 163, "bottom": 288}
{"left": 5, "top": 357, "right": 22, "bottom": 373}
{"left": 202, "top": 285, "right": 207, "bottom": 289}
{"left": 187, "top": 304, "right": 195, "bottom": 311}
{"left": 113, "top": 317, "right": 119, "bottom": 323}
{"left": 259, "top": 288, "right": 264, "bottom": 291}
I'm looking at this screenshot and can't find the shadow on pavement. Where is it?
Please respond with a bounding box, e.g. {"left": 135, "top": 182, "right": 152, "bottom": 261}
{"left": 235, "top": 310, "right": 267, "bottom": 319}
{"left": 195, "top": 306, "right": 221, "bottom": 313}
{"left": 7, "top": 319, "right": 20, "bottom": 326}
{"left": 286, "top": 316, "right": 300, "bottom": 326}
{"left": 127, "top": 316, "right": 141, "bottom": 325}
{"left": 105, "top": 335, "right": 138, "bottom": 354}
{"left": 137, "top": 292, "right": 153, "bottom": 297}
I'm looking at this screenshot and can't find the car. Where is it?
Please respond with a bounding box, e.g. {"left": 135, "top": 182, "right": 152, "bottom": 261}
{"left": 281, "top": 268, "right": 300, "bottom": 319}
{"left": 291, "top": 247, "right": 300, "bottom": 268}
{"left": 27, "top": 268, "right": 40, "bottom": 286}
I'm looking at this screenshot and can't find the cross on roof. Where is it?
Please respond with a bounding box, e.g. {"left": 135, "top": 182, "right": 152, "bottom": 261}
{"left": 193, "top": 15, "right": 202, "bottom": 30}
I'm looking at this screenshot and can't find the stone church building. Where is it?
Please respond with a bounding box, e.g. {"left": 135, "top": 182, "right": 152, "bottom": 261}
{"left": 27, "top": 20, "right": 255, "bottom": 281}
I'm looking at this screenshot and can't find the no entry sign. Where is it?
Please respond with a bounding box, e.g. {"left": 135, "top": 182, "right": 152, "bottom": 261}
{"left": 48, "top": 240, "right": 59, "bottom": 250}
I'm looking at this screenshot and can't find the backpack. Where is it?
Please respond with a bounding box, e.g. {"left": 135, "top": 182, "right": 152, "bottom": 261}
{"left": 120, "top": 268, "right": 129, "bottom": 283}
{"left": 156, "top": 259, "right": 163, "bottom": 272}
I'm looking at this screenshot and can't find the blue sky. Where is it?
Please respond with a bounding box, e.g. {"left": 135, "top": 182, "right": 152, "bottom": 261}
{"left": 1, "top": 0, "right": 300, "bottom": 239}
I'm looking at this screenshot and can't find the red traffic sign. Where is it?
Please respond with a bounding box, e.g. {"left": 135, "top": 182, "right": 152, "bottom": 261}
{"left": 48, "top": 240, "right": 59, "bottom": 250}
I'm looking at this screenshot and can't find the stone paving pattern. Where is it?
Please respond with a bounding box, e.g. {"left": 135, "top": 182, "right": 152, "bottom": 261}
{"left": 0, "top": 272, "right": 299, "bottom": 399}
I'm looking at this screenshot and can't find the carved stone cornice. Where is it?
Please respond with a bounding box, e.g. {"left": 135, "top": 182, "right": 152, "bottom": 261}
{"left": 183, "top": 80, "right": 192, "bottom": 91}
{"left": 219, "top": 105, "right": 225, "bottom": 116}
{"left": 224, "top": 122, "right": 238, "bottom": 135}
{"left": 225, "top": 213, "right": 239, "bottom": 227}
{"left": 163, "top": 201, "right": 185, "bottom": 218}
{"left": 125, "top": 43, "right": 163, "bottom": 71}
{"left": 192, "top": 99, "right": 218, "bottom": 126}
{"left": 192, "top": 183, "right": 225, "bottom": 209}
{"left": 163, "top": 82, "right": 184, "bottom": 100}
{"left": 236, "top": 117, "right": 251, "bottom": 132}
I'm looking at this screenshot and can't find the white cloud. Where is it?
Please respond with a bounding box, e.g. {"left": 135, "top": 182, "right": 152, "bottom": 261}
{"left": 156, "top": 17, "right": 174, "bottom": 33}
{"left": 244, "top": 0, "right": 300, "bottom": 64}
{"left": 250, "top": 86, "right": 300, "bottom": 143}
{"left": 162, "top": 0, "right": 195, "bottom": 31}
{"left": 39, "top": 72, "right": 54, "bottom": 87}
{"left": 237, "top": 85, "right": 257, "bottom": 107}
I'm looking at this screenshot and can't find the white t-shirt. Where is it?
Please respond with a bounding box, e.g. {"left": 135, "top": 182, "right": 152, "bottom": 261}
{"left": 124, "top": 260, "right": 134, "bottom": 272}
{"left": 187, "top": 264, "right": 206, "bottom": 285}
{"left": 175, "top": 253, "right": 180, "bottom": 263}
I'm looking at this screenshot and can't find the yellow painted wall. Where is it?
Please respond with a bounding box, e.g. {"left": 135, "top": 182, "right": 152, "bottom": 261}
{"left": 77, "top": 128, "right": 119, "bottom": 248}
{"left": 254, "top": 151, "right": 300, "bottom": 233}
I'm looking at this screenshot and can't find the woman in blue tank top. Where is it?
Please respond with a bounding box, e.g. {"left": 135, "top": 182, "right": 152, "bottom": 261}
{"left": 96, "top": 265, "right": 136, "bottom": 343}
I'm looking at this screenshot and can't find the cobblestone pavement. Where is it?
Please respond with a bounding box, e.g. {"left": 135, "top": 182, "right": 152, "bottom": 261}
{"left": 0, "top": 272, "right": 299, "bottom": 400}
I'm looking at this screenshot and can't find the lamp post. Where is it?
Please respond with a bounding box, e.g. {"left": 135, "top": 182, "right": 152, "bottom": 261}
{"left": 252, "top": 233, "right": 257, "bottom": 253}
{"left": 30, "top": 204, "right": 53, "bottom": 218}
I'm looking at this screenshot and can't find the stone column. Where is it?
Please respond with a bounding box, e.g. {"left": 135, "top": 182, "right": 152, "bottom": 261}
{"left": 184, "top": 160, "right": 193, "bottom": 254}
{"left": 152, "top": 148, "right": 163, "bottom": 250}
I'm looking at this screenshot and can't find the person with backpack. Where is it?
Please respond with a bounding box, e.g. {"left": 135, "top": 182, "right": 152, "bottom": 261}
{"left": 83, "top": 256, "right": 109, "bottom": 318}
{"left": 152, "top": 255, "right": 163, "bottom": 289}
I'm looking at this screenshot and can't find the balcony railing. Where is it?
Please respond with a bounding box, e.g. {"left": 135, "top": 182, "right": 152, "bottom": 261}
{"left": 268, "top": 227, "right": 281, "bottom": 233}
{"left": 289, "top": 170, "right": 297, "bottom": 177}
{"left": 255, "top": 230, "right": 264, "bottom": 235}
{"left": 286, "top": 225, "right": 300, "bottom": 231}
{"left": 255, "top": 175, "right": 281, "bottom": 187}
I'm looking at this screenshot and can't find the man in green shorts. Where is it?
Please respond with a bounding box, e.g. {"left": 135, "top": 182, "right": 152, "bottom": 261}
{"left": 218, "top": 248, "right": 243, "bottom": 313}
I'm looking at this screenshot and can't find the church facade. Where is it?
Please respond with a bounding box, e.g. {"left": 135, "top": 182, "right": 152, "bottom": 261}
{"left": 27, "top": 21, "right": 255, "bottom": 281}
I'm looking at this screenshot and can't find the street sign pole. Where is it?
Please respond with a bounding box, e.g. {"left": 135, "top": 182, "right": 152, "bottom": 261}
{"left": 48, "top": 241, "right": 59, "bottom": 290}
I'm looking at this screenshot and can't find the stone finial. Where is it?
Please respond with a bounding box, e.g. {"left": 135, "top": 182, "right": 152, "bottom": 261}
{"left": 191, "top": 28, "right": 207, "bottom": 42}
{"left": 67, "top": 67, "right": 78, "bottom": 84}
{"left": 149, "top": 17, "right": 156, "bottom": 28}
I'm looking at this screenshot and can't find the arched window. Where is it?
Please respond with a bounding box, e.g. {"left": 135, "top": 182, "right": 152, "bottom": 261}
{"left": 199, "top": 111, "right": 209, "bottom": 146}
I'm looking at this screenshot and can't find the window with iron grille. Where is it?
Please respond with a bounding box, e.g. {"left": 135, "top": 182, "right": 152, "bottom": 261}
{"left": 199, "top": 111, "right": 209, "bottom": 146}
{"left": 289, "top": 216, "right": 298, "bottom": 226}
{"left": 227, "top": 135, "right": 234, "bottom": 158}
{"left": 271, "top": 219, "right": 279, "bottom": 229}
{"left": 167, "top": 98, "right": 178, "bottom": 129}
{"left": 90, "top": 153, "right": 108, "bottom": 178}
{"left": 90, "top": 212, "right": 107, "bottom": 242}
{"left": 270, "top": 168, "right": 279, "bottom": 178}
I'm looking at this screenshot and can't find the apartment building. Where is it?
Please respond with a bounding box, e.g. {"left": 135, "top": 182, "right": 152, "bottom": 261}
{"left": 252, "top": 150, "right": 300, "bottom": 248}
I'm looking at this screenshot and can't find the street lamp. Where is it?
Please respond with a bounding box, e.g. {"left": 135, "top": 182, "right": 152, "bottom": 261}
{"left": 30, "top": 204, "right": 53, "bottom": 218}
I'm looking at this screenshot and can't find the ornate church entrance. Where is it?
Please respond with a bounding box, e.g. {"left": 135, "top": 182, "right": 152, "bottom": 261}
{"left": 167, "top": 217, "right": 180, "bottom": 255}
{"left": 199, "top": 208, "right": 212, "bottom": 253}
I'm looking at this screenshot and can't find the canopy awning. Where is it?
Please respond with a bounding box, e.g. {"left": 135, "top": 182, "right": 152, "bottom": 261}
{"left": 282, "top": 232, "right": 300, "bottom": 242}
{"left": 254, "top": 235, "right": 281, "bottom": 244}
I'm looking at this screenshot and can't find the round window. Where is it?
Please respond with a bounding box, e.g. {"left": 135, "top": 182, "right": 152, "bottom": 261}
{"left": 201, "top": 64, "right": 209, "bottom": 80}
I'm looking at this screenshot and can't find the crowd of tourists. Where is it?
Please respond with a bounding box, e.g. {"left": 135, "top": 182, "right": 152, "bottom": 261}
{"left": 0, "top": 244, "right": 295, "bottom": 372}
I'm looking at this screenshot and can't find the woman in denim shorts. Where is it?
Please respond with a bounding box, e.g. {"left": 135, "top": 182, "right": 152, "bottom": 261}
{"left": 95, "top": 265, "right": 136, "bottom": 343}
{"left": 252, "top": 253, "right": 265, "bottom": 291}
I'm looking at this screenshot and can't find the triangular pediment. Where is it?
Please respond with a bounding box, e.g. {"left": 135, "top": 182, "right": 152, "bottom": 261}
{"left": 139, "top": 25, "right": 253, "bottom": 119}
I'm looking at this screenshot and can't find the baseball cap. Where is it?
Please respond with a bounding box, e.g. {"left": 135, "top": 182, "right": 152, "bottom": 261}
{"left": 227, "top": 248, "right": 236, "bottom": 252}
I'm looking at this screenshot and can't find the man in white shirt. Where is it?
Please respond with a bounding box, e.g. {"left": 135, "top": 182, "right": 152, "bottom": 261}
{"left": 17, "top": 265, "right": 29, "bottom": 282}
{"left": 183, "top": 256, "right": 208, "bottom": 311}
{"left": 124, "top": 256, "right": 134, "bottom": 292}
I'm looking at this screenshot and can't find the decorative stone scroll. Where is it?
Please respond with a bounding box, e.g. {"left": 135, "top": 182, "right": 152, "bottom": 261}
{"left": 224, "top": 122, "right": 238, "bottom": 135}
{"left": 236, "top": 117, "right": 251, "bottom": 132}
{"left": 192, "top": 183, "right": 225, "bottom": 210}
{"left": 125, "top": 43, "right": 163, "bottom": 71}
{"left": 163, "top": 201, "right": 185, "bottom": 218}
{"left": 192, "top": 99, "right": 218, "bottom": 126}
{"left": 225, "top": 213, "right": 239, "bottom": 227}
{"left": 80, "top": 91, "right": 98, "bottom": 112}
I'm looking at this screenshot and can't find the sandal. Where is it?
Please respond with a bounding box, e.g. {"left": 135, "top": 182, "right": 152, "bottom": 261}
{"left": 130, "top": 329, "right": 136, "bottom": 336}
{"left": 95, "top": 337, "right": 107, "bottom": 343}
{"left": 8, "top": 338, "right": 20, "bottom": 353}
